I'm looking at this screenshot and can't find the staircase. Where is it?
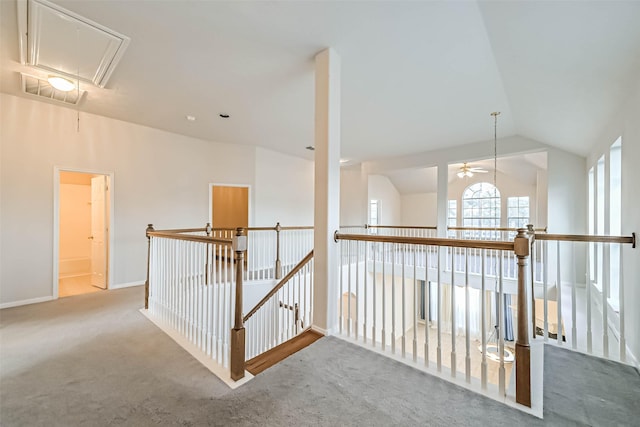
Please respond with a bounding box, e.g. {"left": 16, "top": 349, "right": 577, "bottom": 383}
{"left": 246, "top": 329, "right": 323, "bottom": 375}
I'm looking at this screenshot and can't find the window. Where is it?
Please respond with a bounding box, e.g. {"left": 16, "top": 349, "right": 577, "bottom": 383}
{"left": 610, "top": 138, "right": 622, "bottom": 235}
{"left": 596, "top": 156, "right": 605, "bottom": 289}
{"left": 447, "top": 199, "right": 457, "bottom": 237}
{"left": 588, "top": 167, "right": 595, "bottom": 282}
{"left": 609, "top": 137, "right": 622, "bottom": 310}
{"left": 589, "top": 138, "right": 622, "bottom": 306}
{"left": 507, "top": 196, "right": 530, "bottom": 238}
{"left": 462, "top": 182, "right": 500, "bottom": 239}
{"left": 369, "top": 199, "right": 380, "bottom": 234}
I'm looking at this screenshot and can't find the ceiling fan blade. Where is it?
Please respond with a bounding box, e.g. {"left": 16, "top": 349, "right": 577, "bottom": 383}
{"left": 469, "top": 169, "right": 488, "bottom": 173}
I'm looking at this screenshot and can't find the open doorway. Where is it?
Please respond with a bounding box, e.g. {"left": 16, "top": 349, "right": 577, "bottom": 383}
{"left": 56, "top": 170, "right": 111, "bottom": 298}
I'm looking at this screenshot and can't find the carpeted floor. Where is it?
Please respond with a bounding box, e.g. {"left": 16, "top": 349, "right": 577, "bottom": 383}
{"left": 1, "top": 286, "right": 639, "bottom": 426}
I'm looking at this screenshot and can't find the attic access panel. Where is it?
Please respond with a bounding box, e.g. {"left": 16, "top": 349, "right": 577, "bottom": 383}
{"left": 23, "top": 0, "right": 130, "bottom": 88}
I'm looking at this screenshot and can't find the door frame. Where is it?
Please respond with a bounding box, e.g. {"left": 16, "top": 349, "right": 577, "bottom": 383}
{"left": 208, "top": 183, "right": 252, "bottom": 228}
{"left": 53, "top": 167, "right": 115, "bottom": 299}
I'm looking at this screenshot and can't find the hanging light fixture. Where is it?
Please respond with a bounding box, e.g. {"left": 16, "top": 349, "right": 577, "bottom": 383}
{"left": 477, "top": 111, "right": 515, "bottom": 363}
{"left": 47, "top": 75, "right": 75, "bottom": 92}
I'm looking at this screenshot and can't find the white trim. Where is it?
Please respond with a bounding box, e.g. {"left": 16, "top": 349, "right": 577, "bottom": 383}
{"left": 17, "top": 0, "right": 27, "bottom": 64}
{"left": 53, "top": 167, "right": 115, "bottom": 300}
{"left": 208, "top": 182, "right": 253, "bottom": 227}
{"left": 311, "top": 325, "right": 329, "bottom": 336}
{"left": 139, "top": 309, "right": 253, "bottom": 389}
{"left": 0, "top": 296, "right": 54, "bottom": 309}
{"left": 627, "top": 347, "right": 639, "bottom": 370}
{"left": 111, "top": 281, "right": 144, "bottom": 290}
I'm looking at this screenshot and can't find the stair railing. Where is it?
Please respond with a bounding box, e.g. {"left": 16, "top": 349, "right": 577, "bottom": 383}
{"left": 334, "top": 229, "right": 533, "bottom": 407}
{"left": 242, "top": 250, "right": 315, "bottom": 361}
{"left": 144, "top": 225, "right": 245, "bottom": 377}
{"left": 530, "top": 231, "right": 636, "bottom": 363}
{"left": 207, "top": 223, "right": 313, "bottom": 281}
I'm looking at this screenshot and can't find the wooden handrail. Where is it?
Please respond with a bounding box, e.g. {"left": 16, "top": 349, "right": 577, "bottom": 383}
{"left": 207, "top": 226, "right": 315, "bottom": 232}
{"left": 449, "top": 226, "right": 547, "bottom": 232}
{"left": 153, "top": 225, "right": 314, "bottom": 234}
{"left": 148, "top": 230, "right": 233, "bottom": 245}
{"left": 278, "top": 226, "right": 314, "bottom": 231}
{"left": 334, "top": 232, "right": 515, "bottom": 251}
{"left": 534, "top": 232, "right": 636, "bottom": 247}
{"left": 153, "top": 227, "right": 207, "bottom": 233}
{"left": 368, "top": 225, "right": 437, "bottom": 230}
{"left": 243, "top": 250, "right": 314, "bottom": 322}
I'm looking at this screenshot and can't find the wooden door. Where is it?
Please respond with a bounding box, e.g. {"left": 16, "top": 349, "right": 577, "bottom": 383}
{"left": 211, "top": 186, "right": 249, "bottom": 230}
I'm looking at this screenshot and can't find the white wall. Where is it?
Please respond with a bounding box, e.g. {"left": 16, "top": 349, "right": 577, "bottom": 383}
{"left": 1, "top": 94, "right": 259, "bottom": 305}
{"left": 254, "top": 147, "right": 314, "bottom": 226}
{"left": 545, "top": 147, "right": 587, "bottom": 288}
{"left": 367, "top": 175, "right": 401, "bottom": 225}
{"left": 547, "top": 148, "right": 586, "bottom": 234}
{"left": 340, "top": 166, "right": 367, "bottom": 226}
{"left": 401, "top": 193, "right": 437, "bottom": 226}
{"left": 536, "top": 169, "right": 548, "bottom": 228}
{"left": 587, "top": 78, "right": 640, "bottom": 365}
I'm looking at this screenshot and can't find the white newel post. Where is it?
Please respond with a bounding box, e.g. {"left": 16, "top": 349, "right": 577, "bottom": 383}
{"left": 313, "top": 48, "right": 341, "bottom": 335}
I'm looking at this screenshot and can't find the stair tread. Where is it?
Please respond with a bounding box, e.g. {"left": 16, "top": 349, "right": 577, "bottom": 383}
{"left": 246, "top": 329, "right": 323, "bottom": 375}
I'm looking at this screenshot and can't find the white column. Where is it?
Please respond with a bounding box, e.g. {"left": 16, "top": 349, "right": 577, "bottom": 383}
{"left": 436, "top": 161, "right": 449, "bottom": 238}
{"left": 313, "top": 48, "right": 341, "bottom": 335}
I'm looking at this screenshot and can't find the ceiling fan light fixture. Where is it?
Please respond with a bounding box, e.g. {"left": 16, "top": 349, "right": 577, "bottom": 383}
{"left": 457, "top": 171, "right": 465, "bottom": 178}
{"left": 47, "top": 75, "right": 76, "bottom": 92}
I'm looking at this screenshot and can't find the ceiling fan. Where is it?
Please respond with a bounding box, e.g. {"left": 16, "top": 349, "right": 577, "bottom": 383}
{"left": 457, "top": 162, "right": 488, "bottom": 178}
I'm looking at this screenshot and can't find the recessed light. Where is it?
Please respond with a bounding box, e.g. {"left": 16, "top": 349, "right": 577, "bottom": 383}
{"left": 305, "top": 146, "right": 315, "bottom": 151}
{"left": 186, "top": 115, "right": 196, "bottom": 122}
{"left": 48, "top": 76, "right": 75, "bottom": 92}
{"left": 219, "top": 113, "right": 230, "bottom": 118}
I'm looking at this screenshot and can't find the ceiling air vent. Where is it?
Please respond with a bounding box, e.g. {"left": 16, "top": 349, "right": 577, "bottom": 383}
{"left": 21, "top": 73, "right": 85, "bottom": 106}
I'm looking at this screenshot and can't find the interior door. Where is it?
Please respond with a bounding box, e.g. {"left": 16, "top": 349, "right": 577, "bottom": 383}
{"left": 90, "top": 176, "right": 107, "bottom": 289}
{"left": 212, "top": 185, "right": 249, "bottom": 262}
{"left": 211, "top": 185, "right": 249, "bottom": 230}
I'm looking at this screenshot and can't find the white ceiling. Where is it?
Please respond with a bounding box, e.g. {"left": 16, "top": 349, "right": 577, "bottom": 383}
{"left": 2, "top": 1, "right": 640, "bottom": 162}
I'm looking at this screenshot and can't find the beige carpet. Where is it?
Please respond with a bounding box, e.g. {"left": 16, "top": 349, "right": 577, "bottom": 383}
{"left": 2, "top": 286, "right": 638, "bottom": 426}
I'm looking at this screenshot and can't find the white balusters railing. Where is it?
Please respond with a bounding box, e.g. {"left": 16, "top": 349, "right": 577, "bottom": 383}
{"left": 448, "top": 227, "right": 546, "bottom": 280}
{"left": 211, "top": 224, "right": 313, "bottom": 281}
{"left": 146, "top": 229, "right": 238, "bottom": 369}
{"left": 335, "top": 231, "right": 532, "bottom": 406}
{"left": 533, "top": 232, "right": 635, "bottom": 364}
{"left": 278, "top": 227, "right": 314, "bottom": 278}
{"left": 244, "top": 251, "right": 314, "bottom": 360}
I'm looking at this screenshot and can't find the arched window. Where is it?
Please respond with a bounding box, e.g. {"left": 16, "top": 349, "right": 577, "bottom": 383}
{"left": 462, "top": 182, "right": 500, "bottom": 239}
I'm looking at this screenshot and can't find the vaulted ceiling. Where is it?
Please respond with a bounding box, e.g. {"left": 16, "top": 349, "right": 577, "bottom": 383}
{"left": 1, "top": 1, "right": 639, "bottom": 162}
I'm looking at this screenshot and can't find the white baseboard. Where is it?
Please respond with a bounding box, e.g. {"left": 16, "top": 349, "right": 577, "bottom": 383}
{"left": 311, "top": 324, "right": 329, "bottom": 336}
{"left": 139, "top": 308, "right": 253, "bottom": 389}
{"left": 627, "top": 347, "right": 639, "bottom": 370}
{"left": 0, "top": 295, "right": 54, "bottom": 309}
{"left": 111, "top": 281, "right": 144, "bottom": 290}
